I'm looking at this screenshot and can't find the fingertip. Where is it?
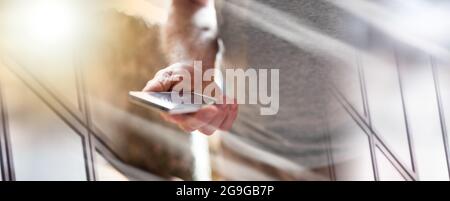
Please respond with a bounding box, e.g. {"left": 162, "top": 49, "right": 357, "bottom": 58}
{"left": 198, "top": 127, "right": 215, "bottom": 136}
{"left": 143, "top": 80, "right": 163, "bottom": 92}
{"left": 201, "top": 131, "right": 214, "bottom": 136}
{"left": 179, "top": 124, "right": 195, "bottom": 133}
{"left": 232, "top": 103, "right": 239, "bottom": 111}
{"left": 199, "top": 105, "right": 220, "bottom": 117}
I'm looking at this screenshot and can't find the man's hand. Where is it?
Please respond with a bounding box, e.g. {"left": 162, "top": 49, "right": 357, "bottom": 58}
{"left": 156, "top": 0, "right": 227, "bottom": 135}
{"left": 143, "top": 63, "right": 238, "bottom": 136}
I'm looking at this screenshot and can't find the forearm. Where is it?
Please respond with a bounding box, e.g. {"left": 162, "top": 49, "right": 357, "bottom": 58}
{"left": 161, "top": 0, "right": 219, "bottom": 71}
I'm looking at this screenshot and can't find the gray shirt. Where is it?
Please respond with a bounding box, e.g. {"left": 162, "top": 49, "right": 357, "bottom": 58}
{"left": 215, "top": 0, "right": 368, "bottom": 169}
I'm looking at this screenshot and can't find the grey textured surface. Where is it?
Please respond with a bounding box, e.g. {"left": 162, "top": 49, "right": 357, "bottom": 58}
{"left": 215, "top": 0, "right": 368, "bottom": 169}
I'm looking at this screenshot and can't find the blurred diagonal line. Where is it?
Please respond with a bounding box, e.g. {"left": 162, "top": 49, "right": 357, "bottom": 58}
{"left": 221, "top": 0, "right": 396, "bottom": 75}
{"left": 211, "top": 150, "right": 329, "bottom": 181}
{"left": 430, "top": 56, "right": 450, "bottom": 177}
{"left": 0, "top": 53, "right": 161, "bottom": 180}
{"left": 0, "top": 65, "right": 15, "bottom": 181}
{"left": 223, "top": 0, "right": 357, "bottom": 63}
{"left": 356, "top": 53, "right": 380, "bottom": 181}
{"left": 224, "top": 0, "right": 425, "bottom": 180}
{"left": 90, "top": 97, "right": 192, "bottom": 153}
{"left": 1, "top": 53, "right": 97, "bottom": 180}
{"left": 75, "top": 54, "right": 96, "bottom": 181}
{"left": 218, "top": 132, "right": 331, "bottom": 180}
{"left": 0, "top": 54, "right": 88, "bottom": 138}
{"left": 332, "top": 87, "right": 417, "bottom": 181}
{"left": 393, "top": 47, "right": 418, "bottom": 174}
{"left": 211, "top": 152, "right": 277, "bottom": 181}
{"left": 93, "top": 138, "right": 165, "bottom": 181}
{"left": 327, "top": 0, "right": 450, "bottom": 63}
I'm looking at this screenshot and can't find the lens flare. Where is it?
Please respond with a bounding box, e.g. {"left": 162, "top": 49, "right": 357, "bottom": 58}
{"left": 23, "top": 0, "right": 78, "bottom": 45}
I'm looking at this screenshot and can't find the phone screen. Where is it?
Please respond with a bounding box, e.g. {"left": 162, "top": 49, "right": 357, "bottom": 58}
{"left": 150, "top": 92, "right": 216, "bottom": 105}
{"left": 129, "top": 91, "right": 216, "bottom": 114}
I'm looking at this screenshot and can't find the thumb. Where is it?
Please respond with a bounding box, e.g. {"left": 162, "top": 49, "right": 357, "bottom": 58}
{"left": 143, "top": 73, "right": 183, "bottom": 92}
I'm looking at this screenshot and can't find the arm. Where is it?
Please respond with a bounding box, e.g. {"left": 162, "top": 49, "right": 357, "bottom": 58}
{"left": 161, "top": 0, "right": 218, "bottom": 70}
{"left": 143, "top": 0, "right": 238, "bottom": 135}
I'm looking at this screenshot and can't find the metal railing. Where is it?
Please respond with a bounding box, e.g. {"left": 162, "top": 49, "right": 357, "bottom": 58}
{"left": 0, "top": 52, "right": 162, "bottom": 181}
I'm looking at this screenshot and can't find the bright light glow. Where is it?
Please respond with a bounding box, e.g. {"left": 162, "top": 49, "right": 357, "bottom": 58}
{"left": 4, "top": 0, "right": 82, "bottom": 46}
{"left": 24, "top": 1, "right": 78, "bottom": 44}
{"left": 328, "top": 0, "right": 450, "bottom": 63}
{"left": 390, "top": 0, "right": 450, "bottom": 43}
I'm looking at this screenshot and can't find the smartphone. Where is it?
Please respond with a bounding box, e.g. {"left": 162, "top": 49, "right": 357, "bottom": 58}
{"left": 129, "top": 91, "right": 216, "bottom": 114}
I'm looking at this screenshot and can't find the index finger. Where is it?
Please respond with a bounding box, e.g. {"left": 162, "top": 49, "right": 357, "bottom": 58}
{"left": 164, "top": 105, "right": 219, "bottom": 131}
